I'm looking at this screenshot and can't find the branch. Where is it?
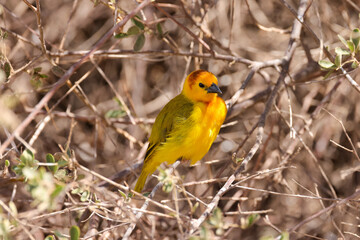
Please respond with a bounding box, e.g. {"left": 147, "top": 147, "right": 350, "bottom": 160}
{"left": 0, "top": 0, "right": 152, "bottom": 155}
{"left": 188, "top": 0, "right": 309, "bottom": 235}
{"left": 122, "top": 161, "right": 181, "bottom": 240}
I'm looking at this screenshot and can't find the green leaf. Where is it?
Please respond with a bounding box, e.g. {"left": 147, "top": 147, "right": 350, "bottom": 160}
{"left": 191, "top": 202, "right": 199, "bottom": 213}
{"left": 57, "top": 159, "right": 68, "bottom": 168}
{"left": 247, "top": 213, "right": 259, "bottom": 226}
{"left": 33, "top": 67, "right": 42, "bottom": 73}
{"left": 199, "top": 225, "right": 210, "bottom": 240}
{"left": 71, "top": 187, "right": 81, "bottom": 195}
{"left": 20, "top": 149, "right": 34, "bottom": 166}
{"left": 127, "top": 26, "right": 140, "bottom": 35}
{"left": 54, "top": 230, "right": 67, "bottom": 239}
{"left": 9, "top": 201, "right": 18, "bottom": 216}
{"left": 4, "top": 62, "right": 11, "bottom": 78}
{"left": 351, "top": 28, "right": 360, "bottom": 50}
{"left": 80, "top": 190, "right": 90, "bottom": 202}
{"left": 280, "top": 232, "right": 289, "bottom": 240}
{"left": 114, "top": 32, "right": 129, "bottom": 38}
{"left": 131, "top": 16, "right": 145, "bottom": 30}
{"left": 46, "top": 153, "right": 58, "bottom": 173}
{"left": 236, "top": 157, "right": 244, "bottom": 163}
{"left": 70, "top": 225, "right": 80, "bottom": 240}
{"left": 54, "top": 169, "right": 68, "bottom": 181}
{"left": 50, "top": 184, "right": 64, "bottom": 199}
{"left": 38, "top": 73, "right": 48, "bottom": 79}
{"left": 241, "top": 213, "right": 260, "bottom": 229}
{"left": 347, "top": 40, "right": 355, "bottom": 52}
{"left": 51, "top": 66, "right": 65, "bottom": 77}
{"left": 334, "top": 54, "right": 341, "bottom": 67}
{"left": 351, "top": 61, "right": 359, "bottom": 68}
{"left": 323, "top": 69, "right": 335, "bottom": 80}
{"left": 76, "top": 174, "right": 85, "bottom": 181}
{"left": 118, "top": 190, "right": 127, "bottom": 199}
{"left": 338, "top": 34, "right": 348, "bottom": 48}
{"left": 318, "top": 60, "right": 336, "bottom": 69}
{"left": 133, "top": 33, "right": 145, "bottom": 51}
{"left": 335, "top": 47, "right": 350, "bottom": 56}
{"left": 157, "top": 23, "right": 163, "bottom": 37}
{"left": 44, "top": 235, "right": 56, "bottom": 240}
{"left": 105, "top": 109, "right": 126, "bottom": 118}
{"left": 5, "top": 160, "right": 10, "bottom": 167}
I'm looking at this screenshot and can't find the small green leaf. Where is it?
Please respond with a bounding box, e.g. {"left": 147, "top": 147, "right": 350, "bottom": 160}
{"left": 9, "top": 201, "right": 18, "bottom": 216}
{"left": 118, "top": 190, "right": 127, "bottom": 199}
{"left": 236, "top": 157, "right": 244, "bottom": 164}
{"left": 335, "top": 47, "right": 350, "bottom": 56}
{"left": 347, "top": 40, "right": 355, "bottom": 52}
{"left": 351, "top": 61, "right": 359, "bottom": 68}
{"left": 199, "top": 226, "right": 210, "bottom": 240}
{"left": 338, "top": 34, "right": 348, "bottom": 48}
{"left": 54, "top": 169, "right": 69, "bottom": 181}
{"left": 38, "top": 73, "right": 48, "bottom": 79}
{"left": 50, "top": 184, "right": 64, "bottom": 199}
{"left": 57, "top": 159, "right": 68, "bottom": 168}
{"left": 162, "top": 180, "right": 173, "bottom": 193}
{"left": 323, "top": 69, "right": 335, "bottom": 80}
{"left": 51, "top": 66, "right": 65, "bottom": 78}
{"left": 76, "top": 174, "right": 85, "bottom": 181}
{"left": 80, "top": 190, "right": 90, "bottom": 202}
{"left": 241, "top": 213, "right": 260, "bottom": 229}
{"left": 5, "top": 160, "right": 10, "bottom": 167}
{"left": 247, "top": 213, "right": 259, "bottom": 226}
{"left": 46, "top": 153, "right": 58, "bottom": 173}
{"left": 54, "top": 230, "right": 67, "bottom": 238}
{"left": 143, "top": 192, "right": 150, "bottom": 197}
{"left": 351, "top": 28, "right": 360, "bottom": 50}
{"left": 133, "top": 33, "right": 145, "bottom": 51}
{"left": 44, "top": 235, "right": 56, "bottom": 240}
{"left": 131, "top": 16, "right": 144, "bottom": 30}
{"left": 280, "top": 232, "right": 289, "bottom": 240}
{"left": 71, "top": 187, "right": 81, "bottom": 195}
{"left": 114, "top": 32, "right": 129, "bottom": 38}
{"left": 33, "top": 67, "right": 42, "bottom": 73}
{"left": 105, "top": 109, "right": 126, "bottom": 118}
{"left": 70, "top": 225, "right": 80, "bottom": 240}
{"left": 318, "top": 60, "right": 336, "bottom": 69}
{"left": 191, "top": 202, "right": 199, "bottom": 213}
{"left": 334, "top": 54, "right": 341, "bottom": 67}
{"left": 157, "top": 23, "right": 163, "bottom": 37}
{"left": 20, "top": 149, "right": 34, "bottom": 165}
{"left": 127, "top": 26, "right": 140, "bottom": 35}
{"left": 4, "top": 62, "right": 11, "bottom": 78}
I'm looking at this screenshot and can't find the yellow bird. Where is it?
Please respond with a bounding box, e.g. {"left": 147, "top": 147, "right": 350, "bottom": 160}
{"left": 134, "top": 70, "right": 227, "bottom": 192}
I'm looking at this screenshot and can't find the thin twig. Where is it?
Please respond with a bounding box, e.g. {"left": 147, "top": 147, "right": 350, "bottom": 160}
{"left": 0, "top": 0, "right": 152, "bottom": 155}
{"left": 122, "top": 161, "right": 181, "bottom": 240}
{"left": 188, "top": 0, "right": 309, "bottom": 235}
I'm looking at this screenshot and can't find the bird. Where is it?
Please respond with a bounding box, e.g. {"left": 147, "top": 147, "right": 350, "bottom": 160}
{"left": 134, "top": 70, "right": 227, "bottom": 192}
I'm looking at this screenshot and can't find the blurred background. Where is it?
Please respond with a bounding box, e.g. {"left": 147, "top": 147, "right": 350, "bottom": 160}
{"left": 0, "top": 0, "right": 360, "bottom": 239}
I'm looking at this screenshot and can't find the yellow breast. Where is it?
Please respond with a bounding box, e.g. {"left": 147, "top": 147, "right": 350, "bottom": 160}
{"left": 182, "top": 97, "right": 227, "bottom": 164}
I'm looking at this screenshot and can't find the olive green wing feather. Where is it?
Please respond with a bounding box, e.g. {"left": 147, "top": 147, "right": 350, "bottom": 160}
{"left": 144, "top": 94, "right": 194, "bottom": 162}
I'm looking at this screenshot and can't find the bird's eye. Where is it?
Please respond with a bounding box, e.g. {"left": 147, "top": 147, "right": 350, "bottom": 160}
{"left": 199, "top": 83, "right": 205, "bottom": 88}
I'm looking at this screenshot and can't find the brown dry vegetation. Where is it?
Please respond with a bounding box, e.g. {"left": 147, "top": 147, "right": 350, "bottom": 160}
{"left": 0, "top": 0, "right": 360, "bottom": 239}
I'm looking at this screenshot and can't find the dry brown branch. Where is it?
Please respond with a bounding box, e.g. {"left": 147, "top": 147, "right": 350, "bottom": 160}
{"left": 188, "top": 0, "right": 309, "bottom": 235}
{"left": 0, "top": 0, "right": 152, "bottom": 155}
{"left": 2, "top": 0, "right": 360, "bottom": 239}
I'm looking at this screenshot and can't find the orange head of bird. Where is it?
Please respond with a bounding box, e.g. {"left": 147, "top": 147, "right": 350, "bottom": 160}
{"left": 182, "top": 70, "right": 222, "bottom": 103}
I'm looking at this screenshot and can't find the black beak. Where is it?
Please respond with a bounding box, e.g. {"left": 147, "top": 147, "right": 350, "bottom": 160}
{"left": 207, "top": 83, "right": 222, "bottom": 94}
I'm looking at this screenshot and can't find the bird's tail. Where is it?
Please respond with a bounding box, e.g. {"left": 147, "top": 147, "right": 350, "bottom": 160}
{"left": 134, "top": 170, "right": 149, "bottom": 193}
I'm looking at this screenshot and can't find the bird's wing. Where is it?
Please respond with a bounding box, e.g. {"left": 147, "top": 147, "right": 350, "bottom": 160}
{"left": 144, "top": 94, "right": 194, "bottom": 162}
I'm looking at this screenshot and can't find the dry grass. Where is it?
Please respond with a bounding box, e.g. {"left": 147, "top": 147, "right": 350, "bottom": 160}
{"left": 0, "top": 0, "right": 360, "bottom": 239}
